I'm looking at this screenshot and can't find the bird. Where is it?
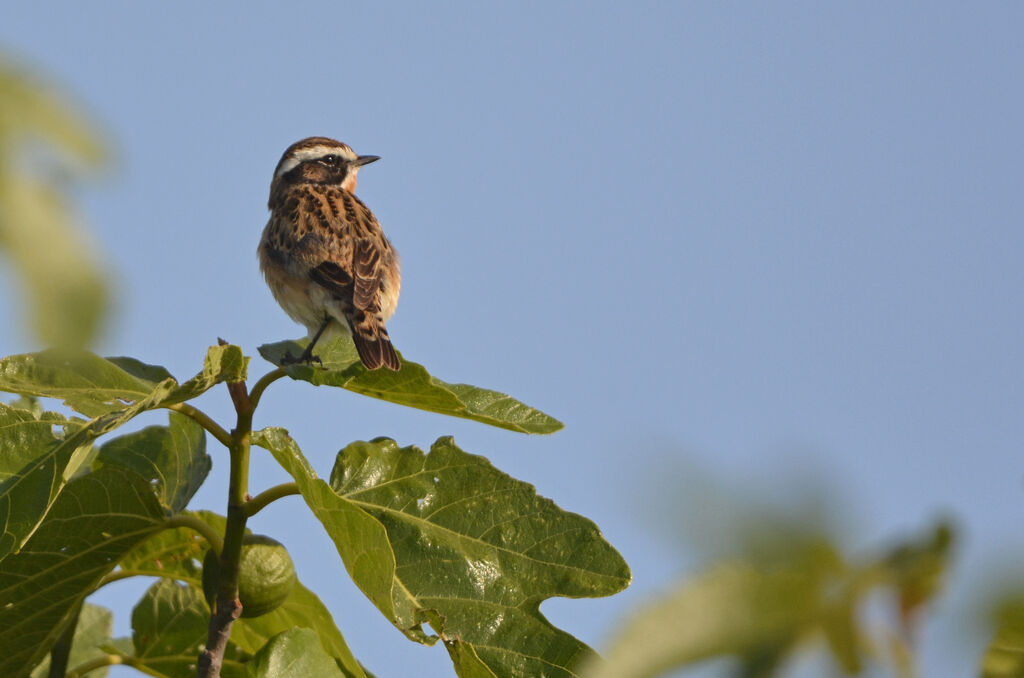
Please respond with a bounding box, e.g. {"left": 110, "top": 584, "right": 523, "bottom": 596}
{"left": 259, "top": 136, "right": 401, "bottom": 370}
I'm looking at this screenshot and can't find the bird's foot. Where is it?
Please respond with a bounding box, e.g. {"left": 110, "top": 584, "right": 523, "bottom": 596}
{"left": 281, "top": 348, "right": 323, "bottom": 366}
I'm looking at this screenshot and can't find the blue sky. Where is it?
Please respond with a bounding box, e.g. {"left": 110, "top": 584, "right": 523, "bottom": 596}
{"left": 2, "top": 3, "right": 1023, "bottom": 676}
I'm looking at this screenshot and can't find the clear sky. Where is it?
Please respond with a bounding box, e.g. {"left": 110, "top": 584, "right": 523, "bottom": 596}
{"left": 2, "top": 4, "right": 1023, "bottom": 676}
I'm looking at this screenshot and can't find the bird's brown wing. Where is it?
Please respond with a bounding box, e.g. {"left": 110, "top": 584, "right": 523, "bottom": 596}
{"left": 309, "top": 260, "right": 353, "bottom": 298}
{"left": 352, "top": 238, "right": 382, "bottom": 311}
{"left": 306, "top": 189, "right": 398, "bottom": 371}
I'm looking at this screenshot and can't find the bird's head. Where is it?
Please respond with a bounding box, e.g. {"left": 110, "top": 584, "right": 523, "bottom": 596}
{"left": 270, "top": 136, "right": 379, "bottom": 199}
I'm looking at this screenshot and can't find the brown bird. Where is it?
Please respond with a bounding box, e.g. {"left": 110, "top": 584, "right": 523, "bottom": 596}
{"left": 259, "top": 137, "right": 401, "bottom": 370}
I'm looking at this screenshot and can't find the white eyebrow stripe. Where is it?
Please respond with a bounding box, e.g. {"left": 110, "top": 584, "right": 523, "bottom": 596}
{"left": 274, "top": 145, "right": 356, "bottom": 179}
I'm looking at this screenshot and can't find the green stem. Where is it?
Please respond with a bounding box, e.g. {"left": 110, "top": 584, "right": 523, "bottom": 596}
{"left": 48, "top": 598, "right": 83, "bottom": 678}
{"left": 247, "top": 366, "right": 286, "bottom": 412}
{"left": 166, "top": 402, "right": 233, "bottom": 448}
{"left": 244, "top": 482, "right": 300, "bottom": 517}
{"left": 197, "top": 379, "right": 253, "bottom": 678}
{"left": 66, "top": 654, "right": 166, "bottom": 678}
{"left": 96, "top": 569, "right": 136, "bottom": 588}
{"left": 164, "top": 513, "right": 224, "bottom": 556}
{"left": 65, "top": 654, "right": 124, "bottom": 677}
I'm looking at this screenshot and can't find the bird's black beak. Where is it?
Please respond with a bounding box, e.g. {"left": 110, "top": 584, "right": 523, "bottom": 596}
{"left": 354, "top": 155, "right": 381, "bottom": 167}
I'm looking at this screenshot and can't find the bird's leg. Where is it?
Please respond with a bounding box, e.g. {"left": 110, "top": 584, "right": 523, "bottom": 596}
{"left": 283, "top": 318, "right": 329, "bottom": 365}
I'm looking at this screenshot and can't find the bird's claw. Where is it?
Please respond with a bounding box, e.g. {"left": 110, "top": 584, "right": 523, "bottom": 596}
{"left": 281, "top": 350, "right": 323, "bottom": 367}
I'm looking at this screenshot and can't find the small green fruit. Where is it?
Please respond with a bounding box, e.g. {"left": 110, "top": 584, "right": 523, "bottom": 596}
{"left": 202, "top": 535, "right": 297, "bottom": 618}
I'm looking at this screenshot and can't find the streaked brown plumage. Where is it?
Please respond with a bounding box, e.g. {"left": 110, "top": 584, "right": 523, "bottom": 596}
{"left": 259, "top": 137, "right": 401, "bottom": 370}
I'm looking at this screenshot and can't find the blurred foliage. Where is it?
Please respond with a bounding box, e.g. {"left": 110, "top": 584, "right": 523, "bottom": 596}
{"left": 983, "top": 597, "right": 1024, "bottom": 677}
{"left": 0, "top": 54, "right": 110, "bottom": 348}
{"left": 583, "top": 520, "right": 954, "bottom": 678}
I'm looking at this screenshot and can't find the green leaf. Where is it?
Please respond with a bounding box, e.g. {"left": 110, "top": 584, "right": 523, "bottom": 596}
{"left": 0, "top": 466, "right": 166, "bottom": 676}
{"left": 0, "top": 344, "right": 247, "bottom": 418}
{"left": 0, "top": 345, "right": 246, "bottom": 559}
{"left": 112, "top": 510, "right": 368, "bottom": 678}
{"left": 254, "top": 428, "right": 630, "bottom": 678}
{"left": 129, "top": 579, "right": 246, "bottom": 678}
{"left": 30, "top": 603, "right": 114, "bottom": 678}
{"left": 258, "top": 337, "right": 562, "bottom": 434}
{"left": 97, "top": 412, "right": 211, "bottom": 513}
{"left": 246, "top": 628, "right": 346, "bottom": 678}
{"left": 115, "top": 513, "right": 213, "bottom": 584}
{"left": 983, "top": 599, "right": 1024, "bottom": 678}
{"left": 0, "top": 58, "right": 107, "bottom": 165}
{"left": 0, "top": 401, "right": 83, "bottom": 483}
{"left": 0, "top": 60, "right": 110, "bottom": 348}
{"left": 581, "top": 563, "right": 822, "bottom": 678}
{"left": 233, "top": 584, "right": 368, "bottom": 678}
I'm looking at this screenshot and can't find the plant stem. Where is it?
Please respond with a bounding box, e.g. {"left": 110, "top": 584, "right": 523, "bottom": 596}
{"left": 166, "top": 402, "right": 234, "bottom": 448}
{"left": 248, "top": 366, "right": 286, "bottom": 412}
{"left": 66, "top": 654, "right": 167, "bottom": 678}
{"left": 196, "top": 379, "right": 254, "bottom": 678}
{"left": 48, "top": 598, "right": 83, "bottom": 678}
{"left": 164, "top": 513, "right": 225, "bottom": 555}
{"left": 244, "top": 482, "right": 300, "bottom": 517}
{"left": 65, "top": 654, "right": 124, "bottom": 677}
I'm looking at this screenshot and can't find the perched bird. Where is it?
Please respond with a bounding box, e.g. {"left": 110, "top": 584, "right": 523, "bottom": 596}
{"left": 259, "top": 137, "right": 401, "bottom": 370}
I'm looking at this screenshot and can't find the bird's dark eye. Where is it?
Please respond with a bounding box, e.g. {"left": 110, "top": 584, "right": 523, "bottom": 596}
{"left": 320, "top": 154, "right": 340, "bottom": 165}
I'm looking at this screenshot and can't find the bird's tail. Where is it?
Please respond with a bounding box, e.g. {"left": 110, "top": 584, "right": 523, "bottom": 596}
{"left": 348, "top": 312, "right": 400, "bottom": 371}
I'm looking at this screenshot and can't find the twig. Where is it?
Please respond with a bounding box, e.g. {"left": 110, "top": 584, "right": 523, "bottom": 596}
{"left": 244, "top": 482, "right": 300, "bottom": 517}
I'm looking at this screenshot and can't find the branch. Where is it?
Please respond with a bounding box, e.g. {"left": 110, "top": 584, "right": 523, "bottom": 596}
{"left": 166, "top": 402, "right": 233, "bottom": 448}
{"left": 198, "top": 375, "right": 254, "bottom": 678}
{"left": 248, "top": 367, "right": 287, "bottom": 412}
{"left": 164, "top": 513, "right": 224, "bottom": 556}
{"left": 244, "top": 482, "right": 300, "bottom": 517}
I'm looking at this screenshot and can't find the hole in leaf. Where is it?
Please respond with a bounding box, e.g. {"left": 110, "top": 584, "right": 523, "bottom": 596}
{"left": 51, "top": 423, "right": 65, "bottom": 438}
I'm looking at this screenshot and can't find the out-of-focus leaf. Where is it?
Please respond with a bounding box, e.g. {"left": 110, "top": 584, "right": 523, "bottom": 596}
{"left": 258, "top": 337, "right": 562, "bottom": 434}
{"left": 126, "top": 579, "right": 246, "bottom": 678}
{"left": 254, "top": 428, "right": 630, "bottom": 678}
{"left": 0, "top": 345, "right": 246, "bottom": 559}
{"left": 245, "top": 628, "right": 344, "bottom": 678}
{"left": 0, "top": 59, "right": 110, "bottom": 348}
{"left": 982, "top": 599, "right": 1024, "bottom": 678}
{"left": 0, "top": 466, "right": 166, "bottom": 676}
{"left": 0, "top": 59, "right": 106, "bottom": 163}
{"left": 97, "top": 412, "right": 210, "bottom": 513}
{"left": 883, "top": 520, "right": 954, "bottom": 622}
{"left": 30, "top": 603, "right": 114, "bottom": 678}
{"left": 581, "top": 562, "right": 825, "bottom": 678}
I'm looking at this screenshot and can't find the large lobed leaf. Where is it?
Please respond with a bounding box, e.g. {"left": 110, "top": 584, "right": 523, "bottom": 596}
{"left": 0, "top": 345, "right": 245, "bottom": 559}
{"left": 111, "top": 509, "right": 368, "bottom": 678}
{"left": 0, "top": 465, "right": 166, "bottom": 676}
{"left": 254, "top": 428, "right": 631, "bottom": 678}
{"left": 258, "top": 337, "right": 562, "bottom": 434}
{"left": 97, "top": 411, "right": 210, "bottom": 513}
